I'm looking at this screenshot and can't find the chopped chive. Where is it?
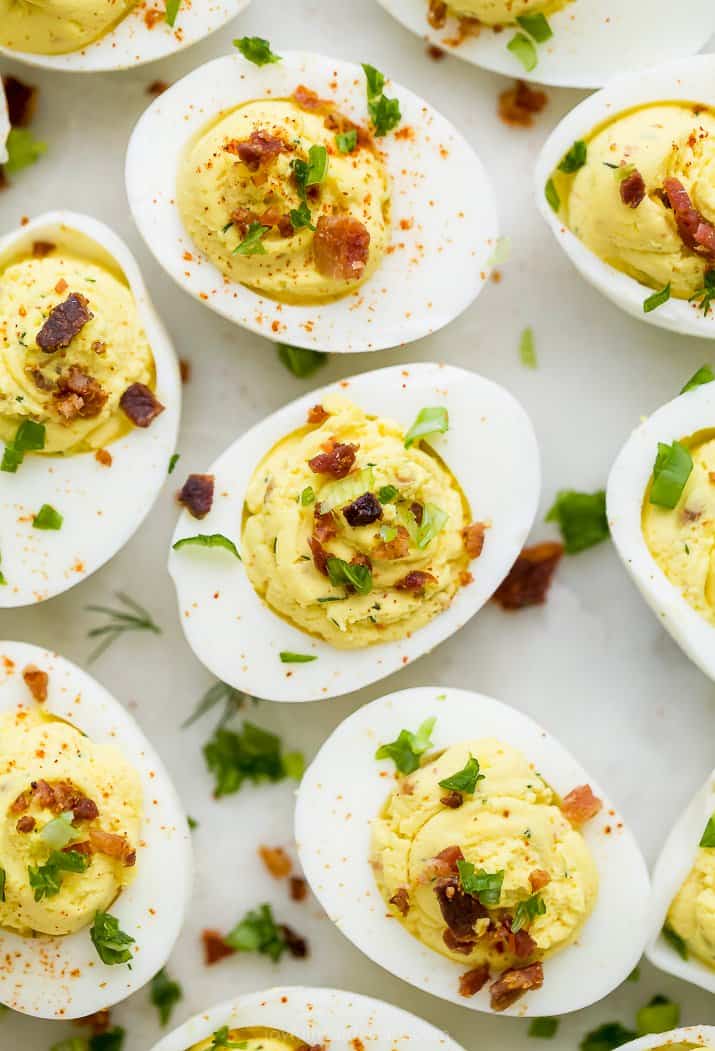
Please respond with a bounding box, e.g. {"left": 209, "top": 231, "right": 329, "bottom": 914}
{"left": 516, "top": 12, "right": 552, "bottom": 41}
{"left": 519, "top": 326, "right": 538, "bottom": 368}
{"left": 507, "top": 32, "right": 538, "bottom": 72}
{"left": 233, "top": 36, "right": 282, "bottom": 66}
{"left": 544, "top": 178, "right": 560, "bottom": 213}
{"left": 279, "top": 652, "right": 317, "bottom": 663}
{"left": 173, "top": 534, "right": 241, "bottom": 559}
{"left": 558, "top": 139, "right": 587, "bottom": 174}
{"left": 643, "top": 283, "right": 671, "bottom": 314}
{"left": 32, "top": 504, "right": 63, "bottom": 531}
{"left": 680, "top": 364, "right": 714, "bottom": 394}
{"left": 649, "top": 441, "right": 692, "bottom": 509}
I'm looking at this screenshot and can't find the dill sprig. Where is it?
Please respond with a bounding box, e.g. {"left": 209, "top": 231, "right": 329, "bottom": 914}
{"left": 183, "top": 680, "right": 257, "bottom": 729}
{"left": 85, "top": 591, "right": 161, "bottom": 663}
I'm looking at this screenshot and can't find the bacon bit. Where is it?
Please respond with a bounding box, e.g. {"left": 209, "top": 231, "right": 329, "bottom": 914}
{"left": 529, "top": 869, "right": 551, "bottom": 892}
{"left": 410, "top": 501, "right": 424, "bottom": 525}
{"left": 281, "top": 924, "right": 308, "bottom": 958}
{"left": 308, "top": 441, "right": 358, "bottom": 479}
{"left": 146, "top": 80, "right": 169, "bottom": 97}
{"left": 88, "top": 828, "right": 136, "bottom": 867}
{"left": 32, "top": 779, "right": 55, "bottom": 809}
{"left": 202, "top": 929, "right": 236, "bottom": 966}
{"left": 120, "top": 382, "right": 165, "bottom": 427}
{"left": 313, "top": 508, "right": 337, "bottom": 542}
{"left": 351, "top": 551, "right": 372, "bottom": 571}
{"left": 427, "top": 44, "right": 446, "bottom": 60}
{"left": 32, "top": 240, "right": 55, "bottom": 259}
{"left": 440, "top": 790, "right": 464, "bottom": 809}
{"left": 16, "top": 815, "right": 36, "bottom": 833}
{"left": 373, "top": 524, "right": 410, "bottom": 561}
{"left": 290, "top": 876, "right": 308, "bottom": 902}
{"left": 2, "top": 75, "right": 38, "bottom": 127}
{"left": 69, "top": 795, "right": 99, "bottom": 823}
{"left": 55, "top": 278, "right": 68, "bottom": 295}
{"left": 493, "top": 541, "right": 563, "bottom": 610}
{"left": 664, "top": 177, "right": 715, "bottom": 258}
{"left": 144, "top": 7, "right": 163, "bottom": 28}
{"left": 501, "top": 922, "right": 538, "bottom": 960}
{"left": 259, "top": 845, "right": 292, "bottom": 879}
{"left": 498, "top": 80, "right": 547, "bottom": 128}
{"left": 620, "top": 169, "right": 646, "bottom": 208}
{"left": 422, "top": 844, "right": 464, "bottom": 882}
{"left": 443, "top": 927, "right": 477, "bottom": 954}
{"left": 395, "top": 570, "right": 438, "bottom": 592}
{"left": 226, "top": 129, "right": 288, "bottom": 171}
{"left": 65, "top": 840, "right": 92, "bottom": 857}
{"left": 177, "top": 474, "right": 215, "bottom": 519}
{"left": 36, "top": 292, "right": 93, "bottom": 352}
{"left": 179, "top": 358, "right": 191, "bottom": 383}
{"left": 307, "top": 403, "right": 329, "bottom": 425}
{"left": 10, "top": 790, "right": 32, "bottom": 814}
{"left": 76, "top": 1009, "right": 111, "bottom": 1035}
{"left": 91, "top": 340, "right": 107, "bottom": 356}
{"left": 561, "top": 784, "right": 602, "bottom": 826}
{"left": 28, "top": 367, "right": 53, "bottom": 391}
{"left": 490, "top": 962, "right": 544, "bottom": 1011}
{"left": 427, "top": 0, "right": 448, "bottom": 27}
{"left": 308, "top": 535, "right": 330, "bottom": 576}
{"left": 54, "top": 367, "right": 108, "bottom": 421}
{"left": 313, "top": 215, "right": 370, "bottom": 281}
{"left": 95, "top": 449, "right": 112, "bottom": 468}
{"left": 389, "top": 888, "right": 410, "bottom": 916}
{"left": 435, "top": 876, "right": 487, "bottom": 938}
{"left": 463, "top": 522, "right": 487, "bottom": 559}
{"left": 22, "top": 664, "right": 48, "bottom": 702}
{"left": 458, "top": 963, "right": 490, "bottom": 997}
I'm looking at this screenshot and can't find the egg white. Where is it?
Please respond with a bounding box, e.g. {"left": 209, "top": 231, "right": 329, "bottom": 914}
{"left": 535, "top": 53, "right": 715, "bottom": 338}
{"left": 168, "top": 361, "right": 540, "bottom": 702}
{"left": 645, "top": 768, "right": 715, "bottom": 994}
{"left": 125, "top": 50, "right": 499, "bottom": 354}
{"left": 378, "top": 0, "right": 715, "bottom": 89}
{"left": 617, "top": 1027, "right": 715, "bottom": 1051}
{"left": 0, "top": 641, "right": 193, "bottom": 1019}
{"left": 0, "top": 0, "right": 250, "bottom": 72}
{"left": 0, "top": 212, "right": 181, "bottom": 608}
{"left": 0, "top": 79, "right": 8, "bottom": 165}
{"left": 150, "top": 985, "right": 466, "bottom": 1051}
{"left": 607, "top": 381, "right": 715, "bottom": 682}
{"left": 295, "top": 686, "right": 650, "bottom": 1017}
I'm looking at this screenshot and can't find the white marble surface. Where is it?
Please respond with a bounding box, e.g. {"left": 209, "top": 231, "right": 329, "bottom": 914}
{"left": 0, "top": 4, "right": 714, "bottom": 1049}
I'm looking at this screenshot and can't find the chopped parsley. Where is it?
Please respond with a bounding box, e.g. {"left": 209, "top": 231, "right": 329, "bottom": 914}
{"left": 512, "top": 892, "right": 546, "bottom": 932}
{"left": 579, "top": 1022, "right": 636, "bottom": 1051}
{"left": 680, "top": 364, "right": 714, "bottom": 394}
{"left": 544, "top": 177, "right": 560, "bottom": 213}
{"left": 32, "top": 503, "right": 63, "bottom": 530}
{"left": 700, "top": 811, "right": 715, "bottom": 847}
{"left": 457, "top": 861, "right": 504, "bottom": 905}
{"left": 558, "top": 139, "right": 587, "bottom": 174}
{"left": 378, "top": 484, "right": 398, "bottom": 504}
{"left": 362, "top": 63, "right": 401, "bottom": 137}
{"left": 529, "top": 1018, "right": 560, "bottom": 1039}
{"left": 164, "top": 0, "right": 181, "bottom": 26}
{"left": 279, "top": 651, "right": 317, "bottom": 663}
{"left": 172, "top": 533, "right": 241, "bottom": 559}
{"left": 233, "top": 36, "right": 282, "bottom": 66}
{"left": 4, "top": 127, "right": 47, "bottom": 176}
{"left": 404, "top": 406, "right": 449, "bottom": 448}
{"left": 519, "top": 326, "right": 538, "bottom": 368}
{"left": 234, "top": 221, "right": 270, "bottom": 256}
{"left": 203, "top": 721, "right": 303, "bottom": 797}
{"left": 168, "top": 452, "right": 181, "bottom": 474}
{"left": 643, "top": 283, "right": 671, "bottom": 314}
{"left": 336, "top": 129, "right": 358, "bottom": 153}
{"left": 438, "top": 754, "right": 484, "bottom": 794}
{"left": 85, "top": 591, "right": 161, "bottom": 663}
{"left": 224, "top": 902, "right": 288, "bottom": 960}
{"left": 546, "top": 489, "right": 608, "bottom": 553}
{"left": 689, "top": 269, "right": 715, "bottom": 316}
{"left": 277, "top": 343, "right": 327, "bottom": 378}
{"left": 516, "top": 11, "right": 553, "bottom": 41}
{"left": 507, "top": 32, "right": 538, "bottom": 73}
{"left": 636, "top": 995, "right": 679, "bottom": 1035}
{"left": 1, "top": 419, "right": 46, "bottom": 473}
{"left": 326, "top": 555, "right": 373, "bottom": 595}
{"left": 90, "top": 911, "right": 135, "bottom": 965}
{"left": 649, "top": 440, "right": 693, "bottom": 509}
{"left": 28, "top": 849, "right": 90, "bottom": 901}
{"left": 661, "top": 922, "right": 688, "bottom": 959}
{"left": 375, "top": 716, "right": 435, "bottom": 774}
{"left": 150, "top": 966, "right": 183, "bottom": 1026}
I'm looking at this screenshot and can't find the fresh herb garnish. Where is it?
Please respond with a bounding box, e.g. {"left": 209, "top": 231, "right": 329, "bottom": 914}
{"left": 661, "top": 922, "right": 688, "bottom": 959}
{"left": 362, "top": 63, "right": 401, "bottom": 137}
{"left": 279, "top": 651, "right": 317, "bottom": 663}
{"left": 516, "top": 11, "right": 553, "bottom": 41}
{"left": 379, "top": 523, "right": 397, "bottom": 542}
{"left": 210, "top": 1026, "right": 247, "bottom": 1050}
{"left": 558, "top": 139, "right": 587, "bottom": 174}
{"left": 28, "top": 849, "right": 90, "bottom": 900}
{"left": 234, "top": 221, "right": 270, "bottom": 256}
{"left": 415, "top": 502, "right": 448, "bottom": 549}
{"left": 183, "top": 680, "right": 252, "bottom": 731}
{"left": 290, "top": 144, "right": 329, "bottom": 230}
{"left": 579, "top": 1022, "right": 637, "bottom": 1051}
{"left": 404, "top": 406, "right": 449, "bottom": 448}
{"left": 277, "top": 343, "right": 327, "bottom": 378}
{"left": 519, "top": 326, "right": 538, "bottom": 368}
{"left": 336, "top": 129, "right": 358, "bottom": 153}
{"left": 90, "top": 911, "right": 135, "bottom": 966}
{"left": 168, "top": 452, "right": 181, "bottom": 474}
{"left": 375, "top": 716, "right": 435, "bottom": 774}
{"left": 204, "top": 721, "right": 303, "bottom": 797}
{"left": 378, "top": 484, "right": 398, "bottom": 504}
{"left": 5, "top": 127, "right": 47, "bottom": 176}
{"left": 318, "top": 467, "right": 374, "bottom": 513}
{"left": 544, "top": 178, "right": 560, "bottom": 213}
{"left": 529, "top": 1018, "right": 559, "bottom": 1039}
{"left": 643, "top": 283, "right": 671, "bottom": 314}
{"left": 32, "top": 503, "right": 63, "bottom": 530}
{"left": 689, "top": 270, "right": 715, "bottom": 316}
{"left": 636, "top": 995, "right": 679, "bottom": 1035}
{"left": 289, "top": 200, "right": 314, "bottom": 231}
{"left": 439, "top": 754, "right": 485, "bottom": 794}
{"left": 680, "top": 364, "right": 714, "bottom": 394}
{"left": 546, "top": 489, "right": 608, "bottom": 553}
{"left": 90, "top": 1030, "right": 126, "bottom": 1051}
{"left": 300, "top": 486, "right": 316, "bottom": 506}
{"left": 173, "top": 533, "right": 241, "bottom": 559}
{"left": 700, "top": 811, "right": 715, "bottom": 847}
{"left": 150, "top": 967, "right": 183, "bottom": 1027}
{"left": 512, "top": 892, "right": 546, "bottom": 932}
{"left": 85, "top": 592, "right": 161, "bottom": 663}
{"left": 457, "top": 860, "right": 504, "bottom": 906}
{"left": 233, "top": 36, "right": 282, "bottom": 66}
{"left": 164, "top": 0, "right": 181, "bottom": 27}
{"left": 1, "top": 419, "right": 46, "bottom": 472}
{"left": 224, "top": 902, "right": 288, "bottom": 960}
{"left": 507, "top": 32, "right": 538, "bottom": 73}
{"left": 326, "top": 555, "right": 373, "bottom": 595}
{"left": 649, "top": 440, "right": 693, "bottom": 509}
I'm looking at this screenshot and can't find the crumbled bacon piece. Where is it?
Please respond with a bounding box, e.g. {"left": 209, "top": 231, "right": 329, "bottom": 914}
{"left": 444, "top": 927, "right": 477, "bottom": 954}
{"left": 260, "top": 206, "right": 294, "bottom": 238}
{"left": 560, "top": 784, "right": 602, "bottom": 826}
{"left": 427, "top": 0, "right": 448, "bottom": 27}
{"left": 69, "top": 795, "right": 99, "bottom": 823}
{"left": 308, "top": 535, "right": 330, "bottom": 576}
{"left": 147, "top": 80, "right": 169, "bottom": 97}
{"left": 500, "top": 922, "right": 538, "bottom": 960}
{"left": 529, "top": 869, "right": 551, "bottom": 891}
{"left": 498, "top": 80, "right": 547, "bottom": 128}
{"left": 373, "top": 524, "right": 410, "bottom": 561}
{"left": 463, "top": 522, "right": 486, "bottom": 559}
{"left": 202, "top": 929, "right": 235, "bottom": 965}
{"left": 424, "top": 844, "right": 464, "bottom": 879}
{"left": 308, "top": 441, "right": 358, "bottom": 479}
{"left": 32, "top": 240, "right": 55, "bottom": 259}
{"left": 179, "top": 358, "right": 191, "bottom": 383}
{"left": 292, "top": 84, "right": 324, "bottom": 111}
{"left": 307, "top": 404, "right": 329, "bottom": 425}
{"left": 389, "top": 888, "right": 410, "bottom": 916}
{"left": 458, "top": 963, "right": 490, "bottom": 997}
{"left": 493, "top": 541, "right": 563, "bottom": 610}
{"left": 290, "top": 876, "right": 308, "bottom": 902}
{"left": 54, "top": 367, "right": 108, "bottom": 421}
{"left": 259, "top": 845, "right": 292, "bottom": 879}
{"left": 22, "top": 664, "right": 48, "bottom": 702}
{"left": 313, "top": 215, "right": 370, "bottom": 281}
{"left": 435, "top": 876, "right": 487, "bottom": 939}
{"left": 65, "top": 840, "right": 92, "bottom": 857}
{"left": 281, "top": 924, "right": 308, "bottom": 958}
{"left": 120, "top": 382, "right": 165, "bottom": 427}
{"left": 490, "top": 962, "right": 544, "bottom": 1011}
{"left": 28, "top": 367, "right": 54, "bottom": 391}
{"left": 225, "top": 129, "right": 288, "bottom": 170}
{"left": 10, "top": 790, "right": 31, "bottom": 814}
{"left": 619, "top": 169, "right": 646, "bottom": 208}
{"left": 410, "top": 502, "right": 424, "bottom": 526}
{"left": 3, "top": 75, "right": 38, "bottom": 127}
{"left": 31, "top": 779, "right": 55, "bottom": 809}
{"left": 344, "top": 492, "right": 382, "bottom": 527}
{"left": 76, "top": 1008, "right": 112, "bottom": 1035}
{"left": 313, "top": 508, "right": 337, "bottom": 544}
{"left": 440, "top": 790, "right": 464, "bottom": 809}
{"left": 95, "top": 449, "right": 112, "bottom": 468}
{"left": 178, "top": 474, "right": 214, "bottom": 519}
{"left": 16, "top": 815, "right": 36, "bottom": 833}
{"left": 663, "top": 177, "right": 715, "bottom": 258}
{"left": 36, "top": 293, "right": 93, "bottom": 352}
{"left": 395, "top": 570, "right": 438, "bottom": 592}
{"left": 88, "top": 828, "right": 136, "bottom": 867}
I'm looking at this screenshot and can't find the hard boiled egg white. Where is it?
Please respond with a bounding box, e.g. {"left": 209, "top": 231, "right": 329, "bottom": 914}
{"left": 0, "top": 79, "right": 8, "bottom": 164}
{"left": 126, "top": 50, "right": 499, "bottom": 354}
{"left": 646, "top": 768, "right": 715, "bottom": 994}
{"left": 0, "top": 641, "right": 192, "bottom": 1019}
{"left": 295, "top": 686, "right": 649, "bottom": 1016}
{"left": 607, "top": 381, "right": 715, "bottom": 681}
{"left": 0, "top": 212, "right": 181, "bottom": 607}
{"left": 0, "top": 1, "right": 250, "bottom": 73}
{"left": 376, "top": 0, "right": 714, "bottom": 89}
{"left": 168, "top": 362, "right": 539, "bottom": 702}
{"left": 150, "top": 985, "right": 466, "bottom": 1051}
{"left": 616, "top": 1027, "right": 715, "bottom": 1051}
{"left": 536, "top": 54, "right": 715, "bottom": 338}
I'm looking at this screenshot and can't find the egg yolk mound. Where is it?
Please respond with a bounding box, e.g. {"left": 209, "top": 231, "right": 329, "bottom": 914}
{"left": 242, "top": 395, "right": 481, "bottom": 649}
{"left": 371, "top": 739, "right": 599, "bottom": 978}
{"left": 554, "top": 102, "right": 715, "bottom": 301}
{"left": 0, "top": 0, "right": 137, "bottom": 55}
{"left": 0, "top": 707, "right": 142, "bottom": 937}
{"left": 0, "top": 250, "right": 156, "bottom": 455}
{"left": 433, "top": 0, "right": 570, "bottom": 27}
{"left": 642, "top": 433, "right": 715, "bottom": 624}
{"left": 177, "top": 90, "right": 391, "bottom": 304}
{"left": 666, "top": 846, "right": 715, "bottom": 971}
{"left": 190, "top": 1028, "right": 308, "bottom": 1051}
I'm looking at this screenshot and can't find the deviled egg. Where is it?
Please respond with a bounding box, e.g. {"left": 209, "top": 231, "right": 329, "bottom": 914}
{"left": 168, "top": 362, "right": 540, "bottom": 702}
{"left": 646, "top": 767, "right": 715, "bottom": 994}
{"left": 150, "top": 986, "right": 466, "bottom": 1051}
{"left": 0, "top": 212, "right": 180, "bottom": 607}
{"left": 536, "top": 54, "right": 715, "bottom": 338}
{"left": 295, "top": 687, "right": 649, "bottom": 1016}
{"left": 614, "top": 1027, "right": 715, "bottom": 1051}
{"left": 607, "top": 376, "right": 715, "bottom": 682}
{"left": 376, "top": 0, "right": 715, "bottom": 88}
{"left": 0, "top": 640, "right": 192, "bottom": 1019}
{"left": 126, "top": 49, "right": 498, "bottom": 353}
{"left": 0, "top": 0, "right": 250, "bottom": 73}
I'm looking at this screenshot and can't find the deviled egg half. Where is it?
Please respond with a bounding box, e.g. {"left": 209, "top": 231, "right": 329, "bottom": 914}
{"left": 0, "top": 212, "right": 180, "bottom": 607}
{"left": 615, "top": 1027, "right": 715, "bottom": 1051}
{"left": 608, "top": 377, "right": 715, "bottom": 682}
{"left": 646, "top": 767, "right": 715, "bottom": 994}
{"left": 537, "top": 54, "right": 715, "bottom": 338}
{"left": 295, "top": 687, "right": 649, "bottom": 1016}
{"left": 126, "top": 49, "right": 498, "bottom": 353}
{"left": 0, "top": 641, "right": 192, "bottom": 1019}
{"left": 375, "top": 0, "right": 714, "bottom": 89}
{"left": 168, "top": 362, "right": 539, "bottom": 702}
{"left": 0, "top": 0, "right": 250, "bottom": 72}
{"left": 150, "top": 986, "right": 466, "bottom": 1051}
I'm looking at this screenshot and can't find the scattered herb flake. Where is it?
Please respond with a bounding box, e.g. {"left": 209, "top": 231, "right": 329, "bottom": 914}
{"left": 700, "top": 811, "right": 715, "bottom": 847}
{"left": 151, "top": 967, "right": 183, "bottom": 1027}
{"left": 546, "top": 489, "right": 608, "bottom": 553}
{"left": 512, "top": 892, "right": 546, "bottom": 932}
{"left": 203, "top": 721, "right": 303, "bottom": 797}
{"left": 457, "top": 860, "right": 504, "bottom": 906}
{"left": 5, "top": 127, "right": 47, "bottom": 175}
{"left": 439, "top": 754, "right": 485, "bottom": 794}
{"left": 378, "top": 484, "right": 398, "bottom": 504}
{"left": 689, "top": 269, "right": 715, "bottom": 316}
{"left": 234, "top": 36, "right": 282, "bottom": 66}
{"left": 519, "top": 326, "right": 538, "bottom": 368}
{"left": 579, "top": 1022, "right": 637, "bottom": 1051}
{"left": 164, "top": 0, "right": 181, "bottom": 26}
{"left": 300, "top": 486, "right": 316, "bottom": 506}
{"left": 224, "top": 902, "right": 287, "bottom": 960}
{"left": 636, "top": 995, "right": 679, "bottom": 1035}
{"left": 404, "top": 406, "right": 449, "bottom": 448}
{"left": 544, "top": 177, "right": 560, "bottom": 213}
{"left": 516, "top": 11, "right": 553, "bottom": 41}
{"left": 529, "top": 1018, "right": 560, "bottom": 1039}
{"left": 32, "top": 503, "right": 63, "bottom": 530}
{"left": 168, "top": 452, "right": 181, "bottom": 474}
{"left": 643, "top": 283, "right": 671, "bottom": 314}
{"left": 507, "top": 32, "right": 538, "bottom": 73}
{"left": 326, "top": 555, "right": 373, "bottom": 595}
{"left": 279, "top": 651, "right": 317, "bottom": 663}
{"left": 362, "top": 63, "right": 401, "bottom": 136}
{"left": 558, "top": 139, "right": 587, "bottom": 174}
{"left": 375, "top": 716, "right": 436, "bottom": 774}
{"left": 277, "top": 343, "right": 327, "bottom": 378}
{"left": 649, "top": 440, "right": 693, "bottom": 509}
{"left": 173, "top": 533, "right": 241, "bottom": 559}
{"left": 336, "top": 129, "right": 358, "bottom": 153}
{"left": 90, "top": 911, "right": 135, "bottom": 966}
{"left": 233, "top": 221, "right": 270, "bottom": 256}
{"left": 680, "top": 364, "right": 714, "bottom": 394}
